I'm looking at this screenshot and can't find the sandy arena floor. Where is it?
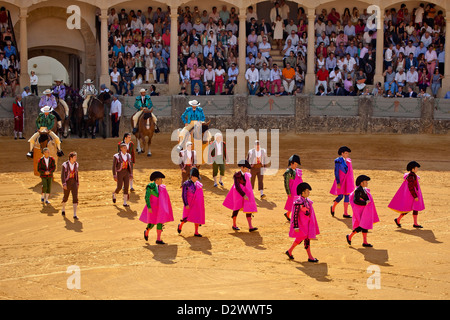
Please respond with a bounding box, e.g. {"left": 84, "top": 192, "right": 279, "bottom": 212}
{"left": 0, "top": 133, "right": 449, "bottom": 300}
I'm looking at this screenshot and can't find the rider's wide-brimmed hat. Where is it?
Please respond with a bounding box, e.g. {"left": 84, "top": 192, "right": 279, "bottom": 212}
{"left": 84, "top": 79, "right": 93, "bottom": 84}
{"left": 40, "top": 105, "right": 52, "bottom": 113}
{"left": 139, "top": 88, "right": 147, "bottom": 93}
{"left": 189, "top": 100, "right": 201, "bottom": 106}
{"left": 43, "top": 89, "right": 53, "bottom": 95}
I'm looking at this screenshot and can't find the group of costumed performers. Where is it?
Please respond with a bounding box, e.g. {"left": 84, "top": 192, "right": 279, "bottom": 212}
{"left": 30, "top": 97, "right": 426, "bottom": 262}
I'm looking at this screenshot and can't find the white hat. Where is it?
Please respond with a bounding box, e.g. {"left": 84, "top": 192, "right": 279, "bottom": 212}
{"left": 139, "top": 88, "right": 147, "bottom": 93}
{"left": 43, "top": 89, "right": 53, "bottom": 95}
{"left": 84, "top": 79, "right": 93, "bottom": 84}
{"left": 40, "top": 106, "right": 52, "bottom": 113}
{"left": 189, "top": 100, "right": 200, "bottom": 106}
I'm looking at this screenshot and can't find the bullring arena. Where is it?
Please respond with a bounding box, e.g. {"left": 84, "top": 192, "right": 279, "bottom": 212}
{"left": 1, "top": 133, "right": 449, "bottom": 300}
{"left": 0, "top": 0, "right": 450, "bottom": 302}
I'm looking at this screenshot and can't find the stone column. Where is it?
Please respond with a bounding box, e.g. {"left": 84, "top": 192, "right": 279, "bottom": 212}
{"left": 304, "top": 8, "right": 316, "bottom": 94}
{"left": 441, "top": 11, "right": 450, "bottom": 97}
{"left": 236, "top": 12, "right": 247, "bottom": 94}
{"left": 19, "top": 7, "right": 29, "bottom": 89}
{"left": 99, "top": 8, "right": 110, "bottom": 88}
{"left": 168, "top": 7, "right": 180, "bottom": 94}
{"left": 373, "top": 9, "right": 385, "bottom": 86}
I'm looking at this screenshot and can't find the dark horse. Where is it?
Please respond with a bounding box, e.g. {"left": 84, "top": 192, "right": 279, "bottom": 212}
{"left": 65, "top": 86, "right": 83, "bottom": 137}
{"left": 76, "top": 91, "right": 110, "bottom": 139}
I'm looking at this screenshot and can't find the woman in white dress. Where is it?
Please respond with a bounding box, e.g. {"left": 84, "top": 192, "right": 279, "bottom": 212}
{"left": 273, "top": 15, "right": 284, "bottom": 49}
{"left": 145, "top": 51, "right": 156, "bottom": 84}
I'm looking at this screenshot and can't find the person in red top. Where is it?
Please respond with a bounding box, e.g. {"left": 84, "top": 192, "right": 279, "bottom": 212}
{"left": 12, "top": 94, "right": 24, "bottom": 140}
{"left": 315, "top": 65, "right": 329, "bottom": 94}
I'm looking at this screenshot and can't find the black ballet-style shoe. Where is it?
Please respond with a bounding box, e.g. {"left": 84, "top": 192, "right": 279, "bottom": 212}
{"left": 394, "top": 218, "right": 402, "bottom": 228}
{"left": 362, "top": 243, "right": 373, "bottom": 247}
{"left": 177, "top": 224, "right": 182, "bottom": 234}
{"left": 330, "top": 205, "right": 335, "bottom": 217}
{"left": 343, "top": 214, "right": 352, "bottom": 218}
{"left": 232, "top": 226, "right": 240, "bottom": 231}
{"left": 284, "top": 213, "right": 290, "bottom": 222}
{"left": 194, "top": 233, "right": 202, "bottom": 237}
{"left": 285, "top": 251, "right": 294, "bottom": 260}
{"left": 156, "top": 240, "right": 166, "bottom": 245}
{"left": 413, "top": 224, "right": 423, "bottom": 228}
{"left": 112, "top": 193, "right": 116, "bottom": 203}
{"left": 346, "top": 234, "right": 351, "bottom": 245}
{"left": 308, "top": 258, "right": 319, "bottom": 263}
{"left": 61, "top": 211, "right": 65, "bottom": 216}
{"left": 249, "top": 227, "right": 258, "bottom": 232}
{"left": 144, "top": 229, "right": 149, "bottom": 241}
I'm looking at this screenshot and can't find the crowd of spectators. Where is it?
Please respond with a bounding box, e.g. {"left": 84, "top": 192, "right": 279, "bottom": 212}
{"left": 105, "top": 1, "right": 447, "bottom": 98}
{"left": 0, "top": 6, "right": 20, "bottom": 97}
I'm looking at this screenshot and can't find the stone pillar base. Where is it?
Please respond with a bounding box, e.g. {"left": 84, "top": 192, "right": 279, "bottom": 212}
{"left": 440, "top": 78, "right": 450, "bottom": 98}
{"left": 304, "top": 73, "right": 315, "bottom": 94}
{"left": 168, "top": 73, "right": 180, "bottom": 95}
{"left": 99, "top": 74, "right": 111, "bottom": 89}
{"left": 373, "top": 74, "right": 384, "bottom": 86}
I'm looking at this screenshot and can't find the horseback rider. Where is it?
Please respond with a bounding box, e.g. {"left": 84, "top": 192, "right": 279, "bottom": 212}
{"left": 26, "top": 105, "right": 64, "bottom": 158}
{"left": 39, "top": 89, "right": 65, "bottom": 133}
{"left": 177, "top": 99, "right": 205, "bottom": 151}
{"left": 51, "top": 80, "right": 70, "bottom": 120}
{"left": 132, "top": 88, "right": 159, "bottom": 134}
{"left": 79, "top": 79, "right": 98, "bottom": 119}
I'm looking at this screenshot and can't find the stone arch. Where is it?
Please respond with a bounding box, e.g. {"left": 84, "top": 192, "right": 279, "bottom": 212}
{"left": 14, "top": 6, "right": 97, "bottom": 82}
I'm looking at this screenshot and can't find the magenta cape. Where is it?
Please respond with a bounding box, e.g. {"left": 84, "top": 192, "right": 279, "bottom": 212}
{"left": 289, "top": 197, "right": 320, "bottom": 240}
{"left": 388, "top": 173, "right": 425, "bottom": 213}
{"left": 349, "top": 188, "right": 380, "bottom": 230}
{"left": 222, "top": 172, "right": 258, "bottom": 213}
{"left": 139, "top": 185, "right": 174, "bottom": 224}
{"left": 182, "top": 181, "right": 206, "bottom": 224}
{"left": 330, "top": 158, "right": 355, "bottom": 196}
{"left": 284, "top": 169, "right": 303, "bottom": 211}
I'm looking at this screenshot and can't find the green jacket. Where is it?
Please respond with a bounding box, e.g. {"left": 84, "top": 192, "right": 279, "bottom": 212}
{"left": 134, "top": 95, "right": 153, "bottom": 110}
{"left": 145, "top": 182, "right": 159, "bottom": 209}
{"left": 283, "top": 168, "right": 296, "bottom": 195}
{"left": 36, "top": 113, "right": 55, "bottom": 130}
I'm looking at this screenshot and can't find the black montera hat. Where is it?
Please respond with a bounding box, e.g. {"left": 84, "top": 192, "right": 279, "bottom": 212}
{"left": 407, "top": 161, "right": 420, "bottom": 172}
{"left": 150, "top": 171, "right": 165, "bottom": 181}
{"left": 297, "top": 182, "right": 312, "bottom": 196}
{"left": 338, "top": 146, "right": 351, "bottom": 155}
{"left": 355, "top": 175, "right": 371, "bottom": 186}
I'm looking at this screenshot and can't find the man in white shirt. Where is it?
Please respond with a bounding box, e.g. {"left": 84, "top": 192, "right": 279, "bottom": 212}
{"left": 125, "top": 40, "right": 137, "bottom": 56}
{"left": 384, "top": 43, "right": 394, "bottom": 69}
{"left": 203, "top": 64, "right": 216, "bottom": 94}
{"left": 246, "top": 6, "right": 258, "bottom": 23}
{"left": 29, "top": 71, "right": 39, "bottom": 95}
{"left": 245, "top": 64, "right": 259, "bottom": 95}
{"left": 395, "top": 68, "right": 406, "bottom": 89}
{"left": 286, "top": 30, "right": 300, "bottom": 47}
{"left": 415, "top": 4, "right": 425, "bottom": 26}
{"left": 109, "top": 94, "right": 122, "bottom": 137}
{"left": 420, "top": 31, "right": 432, "bottom": 48}
{"left": 406, "top": 66, "right": 418, "bottom": 91}
{"left": 404, "top": 41, "right": 416, "bottom": 58}
{"left": 258, "top": 36, "right": 272, "bottom": 65}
